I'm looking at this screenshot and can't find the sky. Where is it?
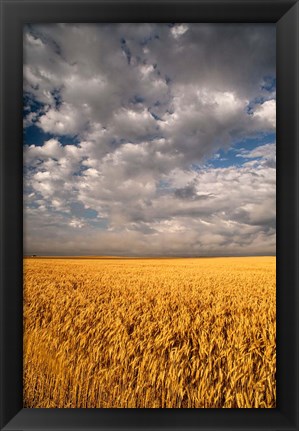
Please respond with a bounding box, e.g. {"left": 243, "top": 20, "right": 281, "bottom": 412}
{"left": 23, "top": 23, "right": 276, "bottom": 256}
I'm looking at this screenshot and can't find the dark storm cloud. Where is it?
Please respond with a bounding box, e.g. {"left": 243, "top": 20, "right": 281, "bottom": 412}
{"left": 174, "top": 185, "right": 213, "bottom": 200}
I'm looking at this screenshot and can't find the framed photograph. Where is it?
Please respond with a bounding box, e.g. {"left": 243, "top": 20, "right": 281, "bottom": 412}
{"left": 1, "top": 0, "right": 298, "bottom": 430}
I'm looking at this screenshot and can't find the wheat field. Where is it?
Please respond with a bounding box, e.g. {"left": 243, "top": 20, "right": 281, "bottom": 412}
{"left": 23, "top": 256, "right": 276, "bottom": 408}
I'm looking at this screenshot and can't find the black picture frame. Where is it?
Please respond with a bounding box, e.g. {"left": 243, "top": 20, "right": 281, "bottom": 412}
{"left": 1, "top": 0, "right": 298, "bottom": 429}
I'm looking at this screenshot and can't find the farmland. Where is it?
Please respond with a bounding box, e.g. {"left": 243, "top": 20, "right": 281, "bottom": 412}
{"left": 23, "top": 256, "right": 276, "bottom": 408}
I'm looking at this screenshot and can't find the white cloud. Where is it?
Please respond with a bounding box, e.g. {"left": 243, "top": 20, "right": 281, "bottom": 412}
{"left": 252, "top": 99, "right": 276, "bottom": 128}
{"left": 38, "top": 103, "right": 89, "bottom": 136}
{"left": 69, "top": 219, "right": 85, "bottom": 229}
{"left": 237, "top": 142, "right": 276, "bottom": 160}
{"left": 171, "top": 24, "right": 189, "bottom": 39}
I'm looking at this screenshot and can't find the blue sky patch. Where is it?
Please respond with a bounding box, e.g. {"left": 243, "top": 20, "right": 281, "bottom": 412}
{"left": 23, "top": 94, "right": 44, "bottom": 116}
{"left": 207, "top": 133, "right": 275, "bottom": 168}
{"left": 261, "top": 76, "right": 276, "bottom": 92}
{"left": 23, "top": 125, "right": 79, "bottom": 147}
{"left": 70, "top": 202, "right": 98, "bottom": 219}
{"left": 23, "top": 125, "right": 52, "bottom": 147}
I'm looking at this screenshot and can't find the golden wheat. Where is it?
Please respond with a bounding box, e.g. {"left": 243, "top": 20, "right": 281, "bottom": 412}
{"left": 23, "top": 256, "right": 276, "bottom": 408}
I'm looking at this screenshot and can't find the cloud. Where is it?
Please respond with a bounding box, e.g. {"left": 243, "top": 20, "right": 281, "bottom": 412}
{"left": 23, "top": 23, "right": 276, "bottom": 256}
{"left": 24, "top": 139, "right": 276, "bottom": 255}
{"left": 171, "top": 24, "right": 189, "bottom": 39}
{"left": 69, "top": 218, "right": 85, "bottom": 229}
{"left": 252, "top": 99, "right": 276, "bottom": 128}
{"left": 24, "top": 24, "right": 275, "bottom": 155}
{"left": 237, "top": 142, "right": 276, "bottom": 160}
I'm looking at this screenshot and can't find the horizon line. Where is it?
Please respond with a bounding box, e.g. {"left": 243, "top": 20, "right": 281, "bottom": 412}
{"left": 24, "top": 254, "right": 276, "bottom": 259}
